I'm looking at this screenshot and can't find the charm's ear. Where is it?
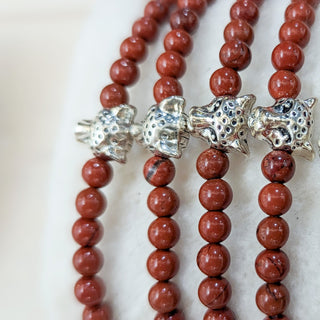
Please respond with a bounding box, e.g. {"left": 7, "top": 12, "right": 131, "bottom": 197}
{"left": 116, "top": 105, "right": 137, "bottom": 123}
{"left": 301, "top": 141, "right": 315, "bottom": 161}
{"left": 304, "top": 97, "right": 317, "bottom": 109}
{"left": 130, "top": 123, "right": 145, "bottom": 146}
{"left": 75, "top": 120, "right": 92, "bottom": 144}
{"left": 236, "top": 94, "right": 256, "bottom": 113}
{"left": 158, "top": 96, "right": 185, "bottom": 115}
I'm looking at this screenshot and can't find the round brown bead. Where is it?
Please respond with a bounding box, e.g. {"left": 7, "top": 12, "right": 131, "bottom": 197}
{"left": 132, "top": 17, "right": 158, "bottom": 42}
{"left": 198, "top": 277, "right": 232, "bottom": 309}
{"left": 255, "top": 249, "right": 290, "bottom": 283}
{"left": 145, "top": 1, "right": 169, "bottom": 22}
{"left": 197, "top": 244, "right": 230, "bottom": 277}
{"left": 224, "top": 19, "right": 254, "bottom": 45}
{"left": 144, "top": 156, "right": 175, "bottom": 187}
{"left": 249, "top": 0, "right": 264, "bottom": 6}
{"left": 199, "top": 179, "right": 233, "bottom": 211}
{"left": 256, "top": 283, "right": 290, "bottom": 316}
{"left": 157, "top": 51, "right": 186, "bottom": 78}
{"left": 148, "top": 218, "right": 180, "bottom": 249}
{"left": 257, "top": 217, "right": 289, "bottom": 249}
{"left": 230, "top": 0, "right": 259, "bottom": 25}
{"left": 210, "top": 67, "right": 241, "bottom": 97}
{"left": 219, "top": 40, "right": 251, "bottom": 71}
{"left": 110, "top": 58, "right": 138, "bottom": 86}
{"left": 177, "top": 0, "right": 207, "bottom": 15}
{"left": 74, "top": 276, "right": 106, "bottom": 307}
{"left": 199, "top": 211, "right": 231, "bottom": 243}
{"left": 76, "top": 188, "right": 106, "bottom": 219}
{"left": 148, "top": 187, "right": 180, "bottom": 217}
{"left": 100, "top": 83, "right": 128, "bottom": 109}
{"left": 259, "top": 183, "right": 292, "bottom": 216}
{"left": 262, "top": 150, "right": 295, "bottom": 183}
{"left": 285, "top": 2, "right": 315, "bottom": 27}
{"left": 147, "top": 250, "right": 179, "bottom": 281}
{"left": 197, "top": 148, "right": 229, "bottom": 180}
{"left": 268, "top": 70, "right": 301, "bottom": 99}
{"left": 155, "top": 310, "right": 185, "bottom": 320}
{"left": 170, "top": 8, "right": 199, "bottom": 34}
{"left": 73, "top": 247, "right": 104, "bottom": 276}
{"left": 120, "top": 36, "right": 146, "bottom": 62}
{"left": 72, "top": 218, "right": 104, "bottom": 247}
{"left": 154, "top": 76, "right": 183, "bottom": 103}
{"left": 149, "top": 282, "right": 181, "bottom": 313}
{"left": 292, "top": 0, "right": 319, "bottom": 8}
{"left": 164, "top": 29, "right": 193, "bottom": 56}
{"left": 82, "top": 158, "right": 113, "bottom": 188}
{"left": 271, "top": 41, "right": 304, "bottom": 72}
{"left": 83, "top": 303, "right": 111, "bottom": 320}
{"left": 279, "top": 20, "right": 311, "bottom": 48}
{"left": 204, "top": 307, "right": 236, "bottom": 320}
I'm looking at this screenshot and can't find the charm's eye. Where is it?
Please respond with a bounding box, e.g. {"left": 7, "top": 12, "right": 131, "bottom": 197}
{"left": 160, "top": 132, "right": 168, "bottom": 140}
{"left": 274, "top": 100, "right": 293, "bottom": 113}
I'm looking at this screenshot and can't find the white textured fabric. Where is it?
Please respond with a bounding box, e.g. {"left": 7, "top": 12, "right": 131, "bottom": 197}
{"left": 43, "top": 0, "right": 320, "bottom": 319}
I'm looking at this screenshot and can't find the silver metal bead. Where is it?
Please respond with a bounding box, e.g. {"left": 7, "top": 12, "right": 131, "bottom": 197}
{"left": 248, "top": 97, "right": 317, "bottom": 161}
{"left": 132, "top": 96, "right": 190, "bottom": 158}
{"left": 75, "top": 104, "right": 137, "bottom": 163}
{"left": 188, "top": 95, "right": 256, "bottom": 155}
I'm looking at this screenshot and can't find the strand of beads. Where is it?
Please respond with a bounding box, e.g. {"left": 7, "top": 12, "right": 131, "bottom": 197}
{"left": 73, "top": 1, "right": 177, "bottom": 319}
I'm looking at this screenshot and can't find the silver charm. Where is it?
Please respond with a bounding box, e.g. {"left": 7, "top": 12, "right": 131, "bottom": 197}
{"left": 75, "top": 104, "right": 137, "bottom": 163}
{"left": 188, "top": 95, "right": 256, "bottom": 155}
{"left": 248, "top": 97, "right": 317, "bottom": 161}
{"left": 131, "top": 96, "right": 190, "bottom": 158}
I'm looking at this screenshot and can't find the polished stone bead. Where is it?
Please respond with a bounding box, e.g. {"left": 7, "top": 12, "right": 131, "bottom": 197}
{"left": 204, "top": 307, "right": 236, "bottom": 320}
{"left": 120, "top": 36, "right": 146, "bottom": 62}
{"left": 83, "top": 303, "right": 111, "bottom": 320}
{"left": 210, "top": 67, "right": 241, "bottom": 97}
{"left": 285, "top": 1, "right": 315, "bottom": 27}
{"left": 230, "top": 0, "right": 259, "bottom": 25}
{"left": 72, "top": 218, "right": 104, "bottom": 247}
{"left": 144, "top": 1, "right": 169, "bottom": 22}
{"left": 110, "top": 58, "right": 139, "bottom": 86}
{"left": 156, "top": 51, "right": 186, "bottom": 78}
{"left": 164, "top": 29, "right": 193, "bottom": 56}
{"left": 132, "top": 17, "right": 158, "bottom": 42}
{"left": 224, "top": 19, "right": 254, "bottom": 45}
{"left": 170, "top": 8, "right": 199, "bottom": 34}
{"left": 76, "top": 188, "right": 106, "bottom": 219}
{"left": 73, "top": 247, "right": 104, "bottom": 276}
{"left": 279, "top": 20, "right": 310, "bottom": 48}
{"left": 154, "top": 76, "right": 183, "bottom": 103}
{"left": 82, "top": 158, "right": 113, "bottom": 188}
{"left": 177, "top": 0, "right": 207, "bottom": 15}
{"left": 100, "top": 83, "right": 128, "bottom": 109}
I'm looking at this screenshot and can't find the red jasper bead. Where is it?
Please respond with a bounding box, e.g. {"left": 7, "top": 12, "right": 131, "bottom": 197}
{"left": 268, "top": 70, "right": 301, "bottom": 99}
{"left": 255, "top": 249, "right": 290, "bottom": 283}
{"left": 177, "top": 0, "right": 207, "bottom": 15}
{"left": 82, "top": 158, "right": 113, "bottom": 188}
{"left": 230, "top": 0, "right": 259, "bottom": 25}
{"left": 204, "top": 307, "right": 236, "bottom": 320}
{"left": 279, "top": 20, "right": 311, "bottom": 48}
{"left": 261, "top": 150, "right": 295, "bottom": 183}
{"left": 259, "top": 183, "right": 292, "bottom": 216}
{"left": 210, "top": 67, "right": 241, "bottom": 97}
{"left": 147, "top": 250, "right": 179, "bottom": 281}
{"left": 197, "top": 148, "right": 229, "bottom": 179}
{"left": 197, "top": 244, "right": 230, "bottom": 277}
{"left": 148, "top": 187, "right": 180, "bottom": 217}
{"left": 257, "top": 217, "right": 289, "bottom": 249}
{"left": 149, "top": 282, "right": 181, "bottom": 313}
{"left": 164, "top": 29, "right": 193, "bottom": 56}
{"left": 74, "top": 276, "right": 106, "bottom": 307}
{"left": 145, "top": 1, "right": 169, "bottom": 22}
{"left": 285, "top": 1, "right": 315, "bottom": 27}
{"left": 292, "top": 0, "right": 319, "bottom": 8}
{"left": 83, "top": 303, "right": 111, "bottom": 320}
{"left": 76, "top": 188, "right": 106, "bottom": 219}
{"left": 157, "top": 51, "right": 186, "bottom": 78}
{"left": 199, "top": 179, "right": 233, "bottom": 211}
{"left": 100, "top": 83, "right": 128, "bottom": 109}
{"left": 271, "top": 41, "right": 304, "bottom": 72}
{"left": 73, "top": 247, "right": 104, "bottom": 276}
{"left": 72, "top": 218, "right": 104, "bottom": 247}
{"left": 148, "top": 218, "right": 180, "bottom": 249}
{"left": 120, "top": 36, "right": 146, "bottom": 62}
{"left": 170, "top": 8, "right": 199, "bottom": 34}
{"left": 198, "top": 277, "right": 232, "bottom": 309}
{"left": 224, "top": 19, "right": 254, "bottom": 45}
{"left": 132, "top": 17, "right": 158, "bottom": 42}
{"left": 256, "top": 283, "right": 290, "bottom": 316}
{"left": 155, "top": 310, "right": 185, "bottom": 320}
{"left": 154, "top": 76, "right": 183, "bottom": 103}
{"left": 110, "top": 58, "right": 138, "bottom": 86}
{"left": 144, "top": 156, "right": 175, "bottom": 187}
{"left": 199, "top": 211, "right": 231, "bottom": 243}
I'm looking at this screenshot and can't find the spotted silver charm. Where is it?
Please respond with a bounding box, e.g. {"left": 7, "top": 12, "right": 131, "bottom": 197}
{"left": 131, "top": 96, "right": 190, "bottom": 158}
{"left": 188, "top": 95, "right": 256, "bottom": 155}
{"left": 248, "top": 97, "right": 317, "bottom": 161}
{"left": 75, "top": 104, "right": 137, "bottom": 163}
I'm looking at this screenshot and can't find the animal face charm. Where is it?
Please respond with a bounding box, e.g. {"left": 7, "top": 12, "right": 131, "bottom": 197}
{"left": 188, "top": 95, "right": 256, "bottom": 155}
{"left": 248, "top": 98, "right": 317, "bottom": 160}
{"left": 75, "top": 105, "right": 137, "bottom": 163}
{"left": 131, "top": 96, "right": 190, "bottom": 158}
